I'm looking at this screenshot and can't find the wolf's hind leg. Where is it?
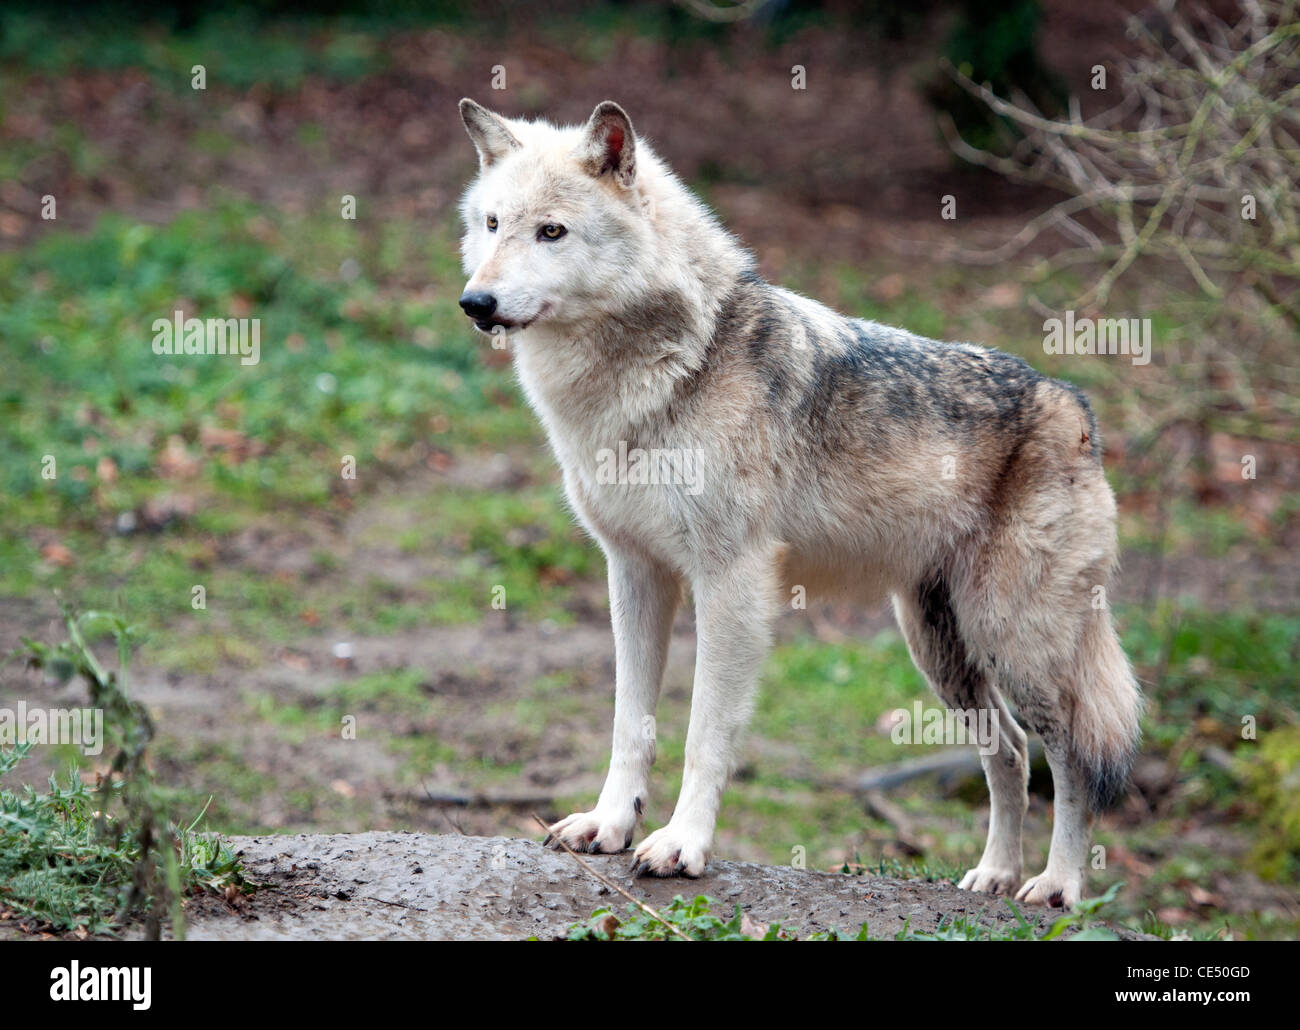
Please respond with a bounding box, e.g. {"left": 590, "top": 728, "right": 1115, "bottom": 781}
{"left": 895, "top": 580, "right": 1029, "bottom": 896}
{"left": 1016, "top": 618, "right": 1141, "bottom": 908}
{"left": 1015, "top": 742, "right": 1092, "bottom": 908}
{"left": 546, "top": 548, "right": 679, "bottom": 855}
{"left": 959, "top": 693, "right": 1029, "bottom": 896}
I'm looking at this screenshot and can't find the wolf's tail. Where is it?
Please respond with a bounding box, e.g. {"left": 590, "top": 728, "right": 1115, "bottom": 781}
{"left": 1070, "top": 619, "right": 1144, "bottom": 812}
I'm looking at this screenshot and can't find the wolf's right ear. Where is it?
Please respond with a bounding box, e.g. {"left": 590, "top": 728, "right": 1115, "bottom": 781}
{"left": 575, "top": 101, "right": 636, "bottom": 188}
{"left": 459, "top": 98, "right": 521, "bottom": 169}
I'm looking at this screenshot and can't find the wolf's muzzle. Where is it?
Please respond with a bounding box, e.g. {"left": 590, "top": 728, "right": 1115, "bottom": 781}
{"left": 459, "top": 291, "right": 498, "bottom": 322}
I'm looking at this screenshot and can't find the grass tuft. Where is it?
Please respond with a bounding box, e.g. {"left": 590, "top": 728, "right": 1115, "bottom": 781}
{"left": 1, "top": 602, "right": 247, "bottom": 937}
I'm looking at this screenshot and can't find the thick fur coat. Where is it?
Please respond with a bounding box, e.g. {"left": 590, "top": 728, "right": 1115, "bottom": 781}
{"left": 457, "top": 98, "right": 1142, "bottom": 907}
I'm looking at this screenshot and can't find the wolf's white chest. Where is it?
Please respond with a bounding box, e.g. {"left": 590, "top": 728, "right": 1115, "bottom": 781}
{"left": 563, "top": 442, "right": 701, "bottom": 563}
{"left": 510, "top": 332, "right": 710, "bottom": 564}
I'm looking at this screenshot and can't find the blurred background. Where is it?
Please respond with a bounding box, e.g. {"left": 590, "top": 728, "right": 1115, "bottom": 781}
{"left": 1, "top": 0, "right": 1297, "bottom": 938}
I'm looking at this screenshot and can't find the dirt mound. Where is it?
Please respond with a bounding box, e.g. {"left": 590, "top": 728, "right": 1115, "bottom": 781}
{"left": 172, "top": 832, "right": 1152, "bottom": 940}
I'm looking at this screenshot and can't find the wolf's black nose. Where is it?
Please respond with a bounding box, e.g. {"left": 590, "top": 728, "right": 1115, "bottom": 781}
{"left": 459, "top": 292, "right": 498, "bottom": 320}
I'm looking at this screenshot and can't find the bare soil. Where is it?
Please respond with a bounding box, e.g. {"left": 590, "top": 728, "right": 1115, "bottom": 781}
{"left": 158, "top": 832, "right": 1155, "bottom": 940}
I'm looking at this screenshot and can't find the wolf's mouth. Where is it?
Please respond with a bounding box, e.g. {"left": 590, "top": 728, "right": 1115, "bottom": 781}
{"left": 471, "top": 303, "right": 549, "bottom": 334}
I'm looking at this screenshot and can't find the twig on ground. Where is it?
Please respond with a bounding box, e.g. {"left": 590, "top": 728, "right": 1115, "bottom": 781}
{"left": 851, "top": 743, "right": 1043, "bottom": 794}
{"left": 529, "top": 813, "right": 693, "bottom": 941}
{"left": 419, "top": 788, "right": 559, "bottom": 807}
{"left": 862, "top": 791, "right": 930, "bottom": 856}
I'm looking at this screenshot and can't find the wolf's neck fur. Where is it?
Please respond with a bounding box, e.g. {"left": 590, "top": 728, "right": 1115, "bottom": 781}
{"left": 512, "top": 149, "right": 755, "bottom": 450}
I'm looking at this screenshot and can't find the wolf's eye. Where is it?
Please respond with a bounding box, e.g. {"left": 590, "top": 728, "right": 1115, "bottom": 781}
{"left": 538, "top": 223, "right": 567, "bottom": 241}
{"left": 486, "top": 215, "right": 498, "bottom": 232}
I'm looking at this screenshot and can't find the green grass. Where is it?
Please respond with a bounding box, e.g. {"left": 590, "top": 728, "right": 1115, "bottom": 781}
{"left": 0, "top": 204, "right": 520, "bottom": 511}
{"left": 0, "top": 746, "right": 246, "bottom": 935}
{"left": 0, "top": 206, "right": 590, "bottom": 657}
{"left": 565, "top": 883, "right": 1129, "bottom": 941}
{"left": 0, "top": 11, "right": 389, "bottom": 90}
{"left": 2, "top": 607, "right": 246, "bottom": 936}
{"left": 756, "top": 632, "right": 929, "bottom": 767}
{"left": 1119, "top": 603, "right": 1298, "bottom": 745}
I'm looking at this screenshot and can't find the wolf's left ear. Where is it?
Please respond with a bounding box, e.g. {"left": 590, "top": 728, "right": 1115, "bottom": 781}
{"left": 576, "top": 101, "right": 636, "bottom": 188}
{"left": 459, "top": 98, "right": 521, "bottom": 168}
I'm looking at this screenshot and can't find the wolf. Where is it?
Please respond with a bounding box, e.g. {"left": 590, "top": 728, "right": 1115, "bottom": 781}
{"left": 456, "top": 97, "right": 1142, "bottom": 907}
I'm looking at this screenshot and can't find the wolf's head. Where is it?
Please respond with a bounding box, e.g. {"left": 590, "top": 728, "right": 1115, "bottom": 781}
{"left": 456, "top": 98, "right": 663, "bottom": 335}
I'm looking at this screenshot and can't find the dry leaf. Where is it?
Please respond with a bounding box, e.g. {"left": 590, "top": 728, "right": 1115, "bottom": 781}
{"left": 596, "top": 913, "right": 620, "bottom": 938}
{"left": 40, "top": 543, "right": 75, "bottom": 566}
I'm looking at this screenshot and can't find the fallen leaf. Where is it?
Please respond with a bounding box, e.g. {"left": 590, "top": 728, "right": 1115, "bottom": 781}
{"left": 596, "top": 913, "right": 620, "bottom": 938}
{"left": 139, "top": 493, "right": 196, "bottom": 530}
{"left": 40, "top": 543, "right": 75, "bottom": 567}
{"left": 1188, "top": 885, "right": 1222, "bottom": 907}
{"left": 156, "top": 435, "right": 199, "bottom": 479}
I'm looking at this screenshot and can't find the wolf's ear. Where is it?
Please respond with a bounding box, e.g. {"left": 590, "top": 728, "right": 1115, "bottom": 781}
{"left": 459, "top": 98, "right": 521, "bottom": 169}
{"left": 575, "top": 101, "right": 636, "bottom": 188}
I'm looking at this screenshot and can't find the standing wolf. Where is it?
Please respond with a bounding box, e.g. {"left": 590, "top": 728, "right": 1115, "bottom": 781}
{"left": 457, "top": 98, "right": 1142, "bottom": 907}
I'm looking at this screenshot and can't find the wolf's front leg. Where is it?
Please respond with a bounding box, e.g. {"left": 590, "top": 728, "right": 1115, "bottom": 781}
{"left": 632, "top": 551, "right": 776, "bottom": 877}
{"left": 546, "top": 549, "right": 680, "bottom": 855}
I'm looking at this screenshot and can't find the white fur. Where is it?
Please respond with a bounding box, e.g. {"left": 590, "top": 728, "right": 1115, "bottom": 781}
{"left": 457, "top": 99, "right": 1141, "bottom": 902}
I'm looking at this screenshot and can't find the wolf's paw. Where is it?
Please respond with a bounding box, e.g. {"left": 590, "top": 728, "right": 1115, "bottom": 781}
{"left": 958, "top": 864, "right": 1022, "bottom": 896}
{"left": 1015, "top": 870, "right": 1082, "bottom": 909}
{"left": 544, "top": 806, "right": 637, "bottom": 855}
{"left": 629, "top": 823, "right": 709, "bottom": 878}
